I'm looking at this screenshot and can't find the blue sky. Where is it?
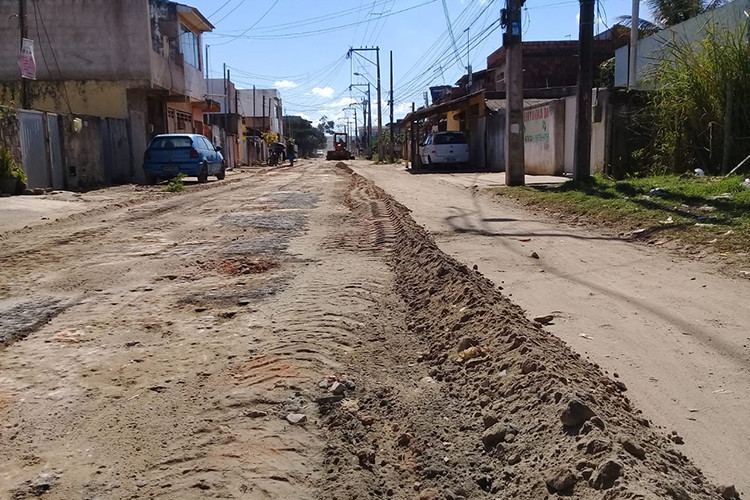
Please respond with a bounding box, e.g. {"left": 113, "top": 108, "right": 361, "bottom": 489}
{"left": 189, "top": 0, "right": 635, "bottom": 127}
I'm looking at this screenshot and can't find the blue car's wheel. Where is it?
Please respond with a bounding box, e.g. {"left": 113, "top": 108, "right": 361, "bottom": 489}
{"left": 197, "top": 162, "right": 208, "bottom": 183}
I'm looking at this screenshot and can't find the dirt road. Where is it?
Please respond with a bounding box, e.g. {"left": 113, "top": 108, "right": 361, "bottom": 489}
{"left": 352, "top": 161, "right": 750, "bottom": 494}
{"left": 0, "top": 160, "right": 740, "bottom": 499}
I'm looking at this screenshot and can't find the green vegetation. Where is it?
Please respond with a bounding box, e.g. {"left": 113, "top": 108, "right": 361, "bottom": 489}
{"left": 492, "top": 174, "right": 750, "bottom": 252}
{"left": 0, "top": 147, "right": 25, "bottom": 183}
{"left": 164, "top": 174, "right": 186, "bottom": 193}
{"left": 641, "top": 24, "right": 750, "bottom": 175}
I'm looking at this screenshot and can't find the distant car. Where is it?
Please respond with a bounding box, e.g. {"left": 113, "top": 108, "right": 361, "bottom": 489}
{"left": 143, "top": 134, "right": 225, "bottom": 184}
{"left": 419, "top": 131, "right": 469, "bottom": 167}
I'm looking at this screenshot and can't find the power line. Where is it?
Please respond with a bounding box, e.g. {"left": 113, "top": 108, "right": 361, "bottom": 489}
{"left": 207, "top": 0, "right": 235, "bottom": 19}
{"left": 208, "top": 0, "right": 438, "bottom": 41}
{"left": 441, "top": 0, "right": 464, "bottom": 72}
{"left": 211, "top": 0, "right": 280, "bottom": 47}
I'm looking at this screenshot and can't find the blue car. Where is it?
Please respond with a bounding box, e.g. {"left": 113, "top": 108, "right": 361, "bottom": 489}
{"left": 143, "top": 134, "right": 225, "bottom": 184}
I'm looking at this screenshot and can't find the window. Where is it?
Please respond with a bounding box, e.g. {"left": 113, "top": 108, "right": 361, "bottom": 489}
{"left": 434, "top": 132, "right": 467, "bottom": 145}
{"left": 180, "top": 25, "right": 200, "bottom": 69}
{"left": 176, "top": 111, "right": 191, "bottom": 131}
{"left": 150, "top": 136, "right": 192, "bottom": 149}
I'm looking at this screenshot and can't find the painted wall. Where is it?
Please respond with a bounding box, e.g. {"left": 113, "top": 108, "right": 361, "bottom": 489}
{"left": 0, "top": 80, "right": 129, "bottom": 118}
{"left": 523, "top": 100, "right": 565, "bottom": 175}
{"left": 0, "top": 0, "right": 151, "bottom": 82}
{"left": 615, "top": 0, "right": 750, "bottom": 87}
{"left": 563, "top": 89, "right": 610, "bottom": 174}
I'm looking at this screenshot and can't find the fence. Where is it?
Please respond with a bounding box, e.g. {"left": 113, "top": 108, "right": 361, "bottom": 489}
{"left": 4, "top": 110, "right": 133, "bottom": 190}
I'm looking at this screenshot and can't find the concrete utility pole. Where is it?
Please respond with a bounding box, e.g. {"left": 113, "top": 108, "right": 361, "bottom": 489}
{"left": 628, "top": 0, "right": 639, "bottom": 88}
{"left": 574, "top": 0, "right": 594, "bottom": 180}
{"left": 19, "top": 0, "right": 31, "bottom": 109}
{"left": 504, "top": 0, "right": 525, "bottom": 186}
{"left": 389, "top": 50, "right": 395, "bottom": 163}
{"left": 348, "top": 47, "right": 383, "bottom": 161}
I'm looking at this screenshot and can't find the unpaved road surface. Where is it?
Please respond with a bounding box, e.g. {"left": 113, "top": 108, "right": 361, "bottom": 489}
{"left": 353, "top": 161, "right": 750, "bottom": 495}
{"left": 0, "top": 160, "right": 741, "bottom": 499}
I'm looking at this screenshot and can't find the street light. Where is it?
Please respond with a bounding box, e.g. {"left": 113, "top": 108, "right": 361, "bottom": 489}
{"left": 350, "top": 82, "right": 372, "bottom": 159}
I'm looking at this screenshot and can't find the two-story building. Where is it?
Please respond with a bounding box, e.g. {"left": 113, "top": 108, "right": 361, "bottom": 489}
{"left": 0, "top": 0, "right": 213, "bottom": 187}
{"left": 237, "top": 88, "right": 284, "bottom": 165}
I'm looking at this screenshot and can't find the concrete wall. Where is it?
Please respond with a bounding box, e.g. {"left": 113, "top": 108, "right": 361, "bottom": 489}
{"left": 0, "top": 81, "right": 129, "bottom": 118}
{"left": 523, "top": 100, "right": 565, "bottom": 175}
{"left": 563, "top": 89, "right": 610, "bottom": 174}
{"left": 0, "top": 0, "right": 151, "bottom": 82}
{"left": 615, "top": 0, "right": 750, "bottom": 87}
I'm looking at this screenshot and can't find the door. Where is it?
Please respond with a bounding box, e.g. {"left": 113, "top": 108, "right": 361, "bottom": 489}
{"left": 18, "top": 110, "right": 50, "bottom": 189}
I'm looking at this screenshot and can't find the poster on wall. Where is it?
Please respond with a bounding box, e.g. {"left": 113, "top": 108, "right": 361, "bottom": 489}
{"left": 19, "top": 38, "right": 37, "bottom": 80}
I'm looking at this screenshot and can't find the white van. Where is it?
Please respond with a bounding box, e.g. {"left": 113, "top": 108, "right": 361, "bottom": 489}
{"left": 419, "top": 131, "right": 470, "bottom": 167}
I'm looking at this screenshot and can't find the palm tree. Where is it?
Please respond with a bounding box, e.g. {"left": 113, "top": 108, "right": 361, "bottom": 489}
{"left": 617, "top": 0, "right": 725, "bottom": 37}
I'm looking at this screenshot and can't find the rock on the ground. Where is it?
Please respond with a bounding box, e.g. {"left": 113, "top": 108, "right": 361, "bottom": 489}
{"left": 286, "top": 413, "right": 307, "bottom": 425}
{"left": 329, "top": 381, "right": 346, "bottom": 395}
{"left": 481, "top": 423, "right": 507, "bottom": 450}
{"left": 590, "top": 459, "right": 622, "bottom": 490}
{"left": 561, "top": 399, "right": 596, "bottom": 428}
{"left": 546, "top": 468, "right": 576, "bottom": 492}
{"left": 720, "top": 485, "right": 739, "bottom": 499}
{"left": 622, "top": 438, "right": 646, "bottom": 459}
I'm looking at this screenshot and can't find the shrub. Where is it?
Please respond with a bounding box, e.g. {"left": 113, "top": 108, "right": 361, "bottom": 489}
{"left": 164, "top": 174, "right": 186, "bottom": 192}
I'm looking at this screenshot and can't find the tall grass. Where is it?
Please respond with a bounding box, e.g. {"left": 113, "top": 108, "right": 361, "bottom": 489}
{"left": 645, "top": 22, "right": 750, "bottom": 174}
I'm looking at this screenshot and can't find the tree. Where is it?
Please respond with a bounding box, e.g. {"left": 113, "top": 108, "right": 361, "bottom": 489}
{"left": 617, "top": 0, "right": 723, "bottom": 36}
{"left": 285, "top": 116, "right": 326, "bottom": 157}
{"left": 317, "top": 116, "right": 335, "bottom": 135}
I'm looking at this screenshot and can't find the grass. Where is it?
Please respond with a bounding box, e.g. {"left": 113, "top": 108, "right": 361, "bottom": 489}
{"left": 490, "top": 174, "right": 750, "bottom": 254}
{"left": 164, "top": 174, "right": 186, "bottom": 193}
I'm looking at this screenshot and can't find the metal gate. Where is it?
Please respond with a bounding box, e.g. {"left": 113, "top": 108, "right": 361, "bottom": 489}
{"left": 18, "top": 111, "right": 50, "bottom": 189}
{"left": 18, "top": 110, "right": 65, "bottom": 190}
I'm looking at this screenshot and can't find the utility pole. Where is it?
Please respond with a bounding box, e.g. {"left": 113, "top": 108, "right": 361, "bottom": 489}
{"left": 348, "top": 47, "right": 383, "bottom": 160}
{"left": 410, "top": 102, "right": 416, "bottom": 169}
{"left": 19, "top": 0, "right": 31, "bottom": 109}
{"left": 574, "top": 0, "right": 594, "bottom": 180}
{"left": 389, "top": 50, "right": 395, "bottom": 163}
{"left": 367, "top": 83, "right": 373, "bottom": 159}
{"left": 262, "top": 95, "right": 266, "bottom": 130}
{"left": 466, "top": 28, "right": 473, "bottom": 89}
{"left": 353, "top": 107, "right": 358, "bottom": 155}
{"left": 504, "top": 0, "right": 525, "bottom": 186}
{"left": 628, "top": 0, "right": 639, "bottom": 88}
{"left": 376, "top": 48, "right": 383, "bottom": 162}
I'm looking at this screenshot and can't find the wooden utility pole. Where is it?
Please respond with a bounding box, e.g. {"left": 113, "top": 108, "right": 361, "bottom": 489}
{"left": 19, "top": 0, "right": 31, "bottom": 109}
{"left": 504, "top": 0, "right": 525, "bottom": 186}
{"left": 574, "top": 0, "right": 594, "bottom": 180}
{"left": 389, "top": 50, "right": 395, "bottom": 163}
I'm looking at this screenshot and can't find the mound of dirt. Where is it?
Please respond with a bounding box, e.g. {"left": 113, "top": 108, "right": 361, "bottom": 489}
{"left": 317, "top": 173, "right": 738, "bottom": 499}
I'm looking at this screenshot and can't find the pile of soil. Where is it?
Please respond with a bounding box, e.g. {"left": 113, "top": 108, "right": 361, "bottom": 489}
{"left": 317, "top": 172, "right": 738, "bottom": 499}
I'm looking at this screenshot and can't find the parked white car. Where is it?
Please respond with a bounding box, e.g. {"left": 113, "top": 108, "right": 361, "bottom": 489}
{"left": 419, "top": 131, "right": 470, "bottom": 167}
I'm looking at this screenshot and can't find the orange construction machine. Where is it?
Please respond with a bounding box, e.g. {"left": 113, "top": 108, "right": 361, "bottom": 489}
{"left": 326, "top": 132, "right": 355, "bottom": 161}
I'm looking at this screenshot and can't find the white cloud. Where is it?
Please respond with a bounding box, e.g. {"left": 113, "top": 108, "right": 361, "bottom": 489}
{"left": 274, "top": 80, "right": 298, "bottom": 89}
{"left": 329, "top": 97, "right": 356, "bottom": 108}
{"left": 299, "top": 113, "right": 310, "bottom": 120}
{"left": 311, "top": 87, "right": 335, "bottom": 98}
{"left": 394, "top": 102, "right": 413, "bottom": 115}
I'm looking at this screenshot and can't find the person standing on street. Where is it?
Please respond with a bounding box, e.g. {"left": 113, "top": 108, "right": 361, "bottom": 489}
{"left": 286, "top": 140, "right": 296, "bottom": 166}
